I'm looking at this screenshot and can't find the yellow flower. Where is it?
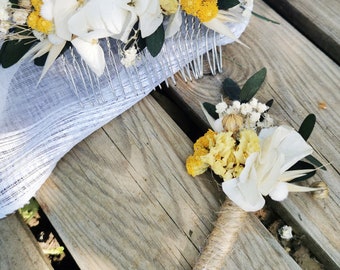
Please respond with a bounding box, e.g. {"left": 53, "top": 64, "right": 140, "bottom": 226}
{"left": 186, "top": 128, "right": 260, "bottom": 181}
{"left": 27, "top": 11, "right": 53, "bottom": 34}
{"left": 193, "top": 129, "right": 216, "bottom": 151}
{"left": 196, "top": 0, "right": 218, "bottom": 22}
{"left": 234, "top": 129, "right": 260, "bottom": 164}
{"left": 186, "top": 155, "right": 209, "bottom": 177}
{"left": 181, "top": 0, "right": 202, "bottom": 17}
{"left": 30, "top": 0, "right": 43, "bottom": 11}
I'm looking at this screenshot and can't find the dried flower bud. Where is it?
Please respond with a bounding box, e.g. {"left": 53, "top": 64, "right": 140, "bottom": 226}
{"left": 222, "top": 114, "right": 243, "bottom": 133}
{"left": 310, "top": 181, "right": 329, "bottom": 199}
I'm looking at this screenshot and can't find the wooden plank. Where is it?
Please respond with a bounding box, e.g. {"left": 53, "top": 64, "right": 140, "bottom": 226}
{"left": 167, "top": 1, "right": 340, "bottom": 268}
{"left": 0, "top": 214, "right": 52, "bottom": 270}
{"left": 35, "top": 96, "right": 300, "bottom": 269}
{"left": 264, "top": 0, "right": 340, "bottom": 65}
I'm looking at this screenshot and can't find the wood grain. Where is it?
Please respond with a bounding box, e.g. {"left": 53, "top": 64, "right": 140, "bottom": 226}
{"left": 264, "top": 0, "right": 340, "bottom": 65}
{"left": 168, "top": 1, "right": 340, "bottom": 268}
{"left": 0, "top": 214, "right": 52, "bottom": 270}
{"left": 36, "top": 96, "right": 299, "bottom": 269}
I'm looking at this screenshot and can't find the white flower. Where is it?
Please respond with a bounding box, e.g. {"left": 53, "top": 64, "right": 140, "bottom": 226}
{"left": 12, "top": 9, "right": 29, "bottom": 25}
{"left": 222, "top": 125, "right": 317, "bottom": 212}
{"left": 215, "top": 102, "right": 228, "bottom": 114}
{"left": 257, "top": 102, "right": 268, "bottom": 113}
{"left": 249, "top": 112, "right": 260, "bottom": 123}
{"left": 249, "top": 98, "right": 258, "bottom": 108}
{"left": 240, "top": 103, "right": 252, "bottom": 115}
{"left": 232, "top": 100, "right": 241, "bottom": 110}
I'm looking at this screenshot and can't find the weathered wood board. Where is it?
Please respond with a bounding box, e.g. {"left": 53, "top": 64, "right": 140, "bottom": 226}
{"left": 264, "top": 0, "right": 340, "bottom": 65}
{"left": 168, "top": 1, "right": 340, "bottom": 268}
{"left": 0, "top": 214, "right": 52, "bottom": 270}
{"left": 35, "top": 96, "right": 300, "bottom": 269}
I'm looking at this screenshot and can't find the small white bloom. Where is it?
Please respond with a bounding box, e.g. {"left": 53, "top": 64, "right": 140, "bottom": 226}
{"left": 257, "top": 102, "right": 268, "bottom": 113}
{"left": 278, "top": 225, "right": 293, "bottom": 240}
{"left": 215, "top": 102, "right": 228, "bottom": 114}
{"left": 263, "top": 114, "right": 274, "bottom": 127}
{"left": 249, "top": 98, "right": 258, "bottom": 108}
{"left": 12, "top": 9, "right": 29, "bottom": 25}
{"left": 249, "top": 112, "right": 261, "bottom": 123}
{"left": 232, "top": 100, "right": 241, "bottom": 109}
{"left": 240, "top": 103, "right": 252, "bottom": 115}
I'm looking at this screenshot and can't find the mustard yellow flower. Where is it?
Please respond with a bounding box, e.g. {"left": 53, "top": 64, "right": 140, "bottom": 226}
{"left": 196, "top": 0, "right": 218, "bottom": 22}
{"left": 181, "top": 0, "right": 202, "bottom": 17}
{"left": 186, "top": 128, "right": 260, "bottom": 181}
{"left": 27, "top": 10, "right": 53, "bottom": 34}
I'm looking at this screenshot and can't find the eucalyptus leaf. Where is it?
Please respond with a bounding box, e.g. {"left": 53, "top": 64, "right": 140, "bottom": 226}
{"left": 298, "top": 114, "right": 316, "bottom": 141}
{"left": 305, "top": 155, "right": 327, "bottom": 171}
{"left": 203, "top": 102, "right": 218, "bottom": 120}
{"left": 146, "top": 24, "right": 165, "bottom": 57}
{"left": 0, "top": 39, "right": 34, "bottom": 68}
{"left": 288, "top": 161, "right": 316, "bottom": 182}
{"left": 218, "top": 0, "right": 240, "bottom": 10}
{"left": 240, "top": 67, "right": 267, "bottom": 103}
{"left": 222, "top": 78, "right": 241, "bottom": 100}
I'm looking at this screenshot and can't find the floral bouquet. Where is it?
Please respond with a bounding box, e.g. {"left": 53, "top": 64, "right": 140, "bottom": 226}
{"left": 186, "top": 68, "right": 327, "bottom": 269}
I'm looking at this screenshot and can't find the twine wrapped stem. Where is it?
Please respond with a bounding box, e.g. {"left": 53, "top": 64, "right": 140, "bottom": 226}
{"left": 194, "top": 200, "right": 247, "bottom": 270}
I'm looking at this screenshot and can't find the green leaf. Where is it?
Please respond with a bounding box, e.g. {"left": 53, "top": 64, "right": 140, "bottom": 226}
{"left": 305, "top": 155, "right": 327, "bottom": 171}
{"left": 0, "top": 39, "right": 34, "bottom": 68}
{"left": 289, "top": 161, "right": 316, "bottom": 182}
{"left": 203, "top": 102, "right": 218, "bottom": 120}
{"left": 146, "top": 24, "right": 165, "bottom": 57}
{"left": 298, "top": 114, "right": 316, "bottom": 141}
{"left": 222, "top": 78, "right": 241, "bottom": 100}
{"left": 240, "top": 67, "right": 267, "bottom": 103}
{"left": 218, "top": 0, "right": 240, "bottom": 10}
{"left": 0, "top": 29, "right": 35, "bottom": 68}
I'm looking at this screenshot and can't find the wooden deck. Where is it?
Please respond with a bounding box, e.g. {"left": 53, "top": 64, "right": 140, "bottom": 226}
{"left": 1, "top": 1, "right": 339, "bottom": 269}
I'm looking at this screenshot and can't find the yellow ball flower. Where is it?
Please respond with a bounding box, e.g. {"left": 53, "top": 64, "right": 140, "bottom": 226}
{"left": 181, "top": 0, "right": 202, "bottom": 16}
{"left": 196, "top": 0, "right": 218, "bottom": 22}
